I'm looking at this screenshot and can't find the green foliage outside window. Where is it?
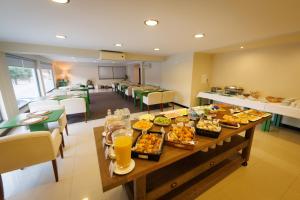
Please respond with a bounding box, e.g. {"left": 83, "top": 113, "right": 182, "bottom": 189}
{"left": 8, "top": 66, "right": 33, "bottom": 84}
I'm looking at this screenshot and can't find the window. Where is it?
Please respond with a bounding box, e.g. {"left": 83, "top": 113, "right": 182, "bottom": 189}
{"left": 40, "top": 62, "right": 55, "bottom": 93}
{"left": 98, "top": 66, "right": 127, "bottom": 79}
{"left": 0, "top": 109, "right": 3, "bottom": 123}
{"left": 7, "top": 55, "right": 40, "bottom": 108}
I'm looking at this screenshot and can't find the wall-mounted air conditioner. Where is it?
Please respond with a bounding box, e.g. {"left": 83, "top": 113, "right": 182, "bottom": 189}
{"left": 99, "top": 50, "right": 126, "bottom": 61}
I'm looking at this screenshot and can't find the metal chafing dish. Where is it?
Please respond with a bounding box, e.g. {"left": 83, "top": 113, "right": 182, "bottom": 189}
{"left": 224, "top": 86, "right": 244, "bottom": 95}
{"left": 210, "top": 87, "right": 222, "bottom": 93}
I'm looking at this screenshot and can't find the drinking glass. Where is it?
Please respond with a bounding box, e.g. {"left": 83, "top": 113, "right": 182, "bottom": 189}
{"left": 112, "top": 129, "right": 133, "bottom": 169}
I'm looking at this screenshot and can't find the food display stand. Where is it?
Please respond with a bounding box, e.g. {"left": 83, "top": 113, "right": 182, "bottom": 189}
{"left": 94, "top": 116, "right": 269, "bottom": 200}
{"left": 197, "top": 92, "right": 300, "bottom": 131}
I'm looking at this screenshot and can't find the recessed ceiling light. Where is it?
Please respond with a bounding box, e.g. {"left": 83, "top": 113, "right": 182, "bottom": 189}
{"left": 115, "top": 43, "right": 122, "bottom": 47}
{"left": 56, "top": 34, "right": 67, "bottom": 39}
{"left": 194, "top": 33, "right": 205, "bottom": 38}
{"left": 240, "top": 46, "right": 244, "bottom": 49}
{"left": 154, "top": 48, "right": 160, "bottom": 51}
{"left": 144, "top": 19, "right": 159, "bottom": 27}
{"left": 52, "top": 0, "right": 70, "bottom": 4}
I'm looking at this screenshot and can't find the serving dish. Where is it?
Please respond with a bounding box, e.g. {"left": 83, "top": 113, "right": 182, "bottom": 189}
{"left": 234, "top": 112, "right": 262, "bottom": 122}
{"left": 166, "top": 125, "right": 196, "bottom": 150}
{"left": 244, "top": 109, "right": 271, "bottom": 118}
{"left": 196, "top": 119, "right": 221, "bottom": 138}
{"left": 223, "top": 114, "right": 249, "bottom": 124}
{"left": 219, "top": 120, "right": 240, "bottom": 129}
{"left": 175, "top": 116, "right": 190, "bottom": 123}
{"left": 132, "top": 120, "right": 153, "bottom": 131}
{"left": 153, "top": 116, "right": 171, "bottom": 126}
{"left": 131, "top": 132, "right": 164, "bottom": 161}
{"left": 138, "top": 114, "right": 155, "bottom": 121}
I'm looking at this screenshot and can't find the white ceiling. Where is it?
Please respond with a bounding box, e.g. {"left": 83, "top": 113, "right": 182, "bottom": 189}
{"left": 0, "top": 0, "right": 300, "bottom": 56}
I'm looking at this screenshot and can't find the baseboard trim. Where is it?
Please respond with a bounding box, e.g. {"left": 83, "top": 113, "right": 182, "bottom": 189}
{"left": 280, "top": 124, "right": 300, "bottom": 132}
{"left": 173, "top": 102, "right": 188, "bottom": 108}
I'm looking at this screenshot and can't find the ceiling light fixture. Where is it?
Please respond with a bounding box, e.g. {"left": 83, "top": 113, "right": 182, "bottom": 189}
{"left": 115, "top": 43, "right": 122, "bottom": 47}
{"left": 52, "top": 0, "right": 70, "bottom": 4}
{"left": 240, "top": 46, "right": 244, "bottom": 49}
{"left": 154, "top": 48, "right": 160, "bottom": 51}
{"left": 144, "top": 19, "right": 159, "bottom": 27}
{"left": 56, "top": 34, "right": 67, "bottom": 39}
{"left": 194, "top": 33, "right": 205, "bottom": 38}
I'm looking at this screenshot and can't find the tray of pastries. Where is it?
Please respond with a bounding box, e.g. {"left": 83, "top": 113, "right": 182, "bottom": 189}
{"left": 131, "top": 132, "right": 164, "bottom": 161}
{"left": 166, "top": 124, "right": 196, "bottom": 150}
{"left": 196, "top": 119, "right": 222, "bottom": 138}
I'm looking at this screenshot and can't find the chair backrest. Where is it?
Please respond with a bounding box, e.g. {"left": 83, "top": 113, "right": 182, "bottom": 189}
{"left": 60, "top": 98, "right": 86, "bottom": 115}
{"left": 126, "top": 86, "right": 133, "bottom": 96}
{"left": 52, "top": 89, "right": 67, "bottom": 96}
{"left": 29, "top": 100, "right": 59, "bottom": 112}
{"left": 67, "top": 90, "right": 85, "bottom": 96}
{"left": 162, "top": 91, "right": 175, "bottom": 103}
{"left": 0, "top": 132, "right": 55, "bottom": 173}
{"left": 147, "top": 92, "right": 163, "bottom": 105}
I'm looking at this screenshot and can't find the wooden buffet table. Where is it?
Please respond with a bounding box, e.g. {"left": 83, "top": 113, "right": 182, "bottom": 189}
{"left": 94, "top": 116, "right": 269, "bottom": 200}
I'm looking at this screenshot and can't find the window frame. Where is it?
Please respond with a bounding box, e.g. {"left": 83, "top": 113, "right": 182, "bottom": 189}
{"left": 39, "top": 63, "right": 55, "bottom": 93}
{"left": 6, "top": 54, "right": 54, "bottom": 109}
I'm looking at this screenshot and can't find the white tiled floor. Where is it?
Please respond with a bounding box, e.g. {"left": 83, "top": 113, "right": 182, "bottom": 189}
{"left": 3, "top": 109, "right": 300, "bottom": 200}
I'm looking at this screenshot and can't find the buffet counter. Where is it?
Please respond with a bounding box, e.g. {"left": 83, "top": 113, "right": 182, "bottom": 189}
{"left": 197, "top": 92, "right": 300, "bottom": 131}
{"left": 94, "top": 116, "right": 269, "bottom": 200}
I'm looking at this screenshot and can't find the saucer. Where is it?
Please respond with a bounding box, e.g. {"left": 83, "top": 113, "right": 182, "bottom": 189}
{"left": 114, "top": 159, "right": 135, "bottom": 175}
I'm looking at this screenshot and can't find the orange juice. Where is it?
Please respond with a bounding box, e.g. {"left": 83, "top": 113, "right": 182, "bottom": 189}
{"left": 114, "top": 135, "right": 132, "bottom": 169}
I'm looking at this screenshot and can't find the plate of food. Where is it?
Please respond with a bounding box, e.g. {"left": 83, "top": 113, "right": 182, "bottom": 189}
{"left": 166, "top": 125, "right": 196, "bottom": 150}
{"left": 30, "top": 110, "right": 51, "bottom": 116}
{"left": 132, "top": 120, "right": 153, "bottom": 131}
{"left": 131, "top": 132, "right": 164, "bottom": 161}
{"left": 153, "top": 116, "right": 171, "bottom": 126}
{"left": 138, "top": 114, "right": 155, "bottom": 121}
{"left": 234, "top": 112, "right": 262, "bottom": 122}
{"left": 175, "top": 116, "right": 190, "bottom": 123}
{"left": 161, "top": 108, "right": 188, "bottom": 119}
{"left": 219, "top": 119, "right": 240, "bottom": 129}
{"left": 222, "top": 114, "right": 249, "bottom": 124}
{"left": 244, "top": 109, "right": 271, "bottom": 118}
{"left": 21, "top": 116, "right": 48, "bottom": 125}
{"left": 196, "top": 119, "right": 221, "bottom": 138}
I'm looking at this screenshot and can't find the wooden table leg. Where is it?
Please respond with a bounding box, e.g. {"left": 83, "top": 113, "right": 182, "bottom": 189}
{"left": 0, "top": 174, "right": 4, "bottom": 200}
{"left": 242, "top": 126, "right": 256, "bottom": 166}
{"left": 134, "top": 176, "right": 146, "bottom": 200}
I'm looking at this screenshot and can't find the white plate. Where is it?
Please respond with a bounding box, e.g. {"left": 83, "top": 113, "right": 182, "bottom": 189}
{"left": 220, "top": 123, "right": 240, "bottom": 129}
{"left": 21, "top": 116, "right": 47, "bottom": 125}
{"left": 31, "top": 110, "right": 51, "bottom": 116}
{"left": 114, "top": 159, "right": 135, "bottom": 175}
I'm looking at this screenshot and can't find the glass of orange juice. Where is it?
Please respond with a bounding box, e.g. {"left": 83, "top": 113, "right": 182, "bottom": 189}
{"left": 112, "top": 129, "right": 133, "bottom": 169}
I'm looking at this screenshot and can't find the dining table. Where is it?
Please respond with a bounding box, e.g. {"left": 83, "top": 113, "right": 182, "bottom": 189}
{"left": 0, "top": 109, "right": 64, "bottom": 132}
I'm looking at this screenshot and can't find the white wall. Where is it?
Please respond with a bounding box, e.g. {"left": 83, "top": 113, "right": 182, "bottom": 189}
{"left": 211, "top": 43, "right": 300, "bottom": 98}
{"left": 143, "top": 62, "right": 161, "bottom": 86}
{"left": 160, "top": 53, "right": 194, "bottom": 107}
{"left": 53, "top": 62, "right": 124, "bottom": 86}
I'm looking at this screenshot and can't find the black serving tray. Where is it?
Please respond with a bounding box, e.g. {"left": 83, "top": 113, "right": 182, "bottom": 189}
{"left": 131, "top": 132, "right": 165, "bottom": 161}
{"left": 196, "top": 128, "right": 221, "bottom": 138}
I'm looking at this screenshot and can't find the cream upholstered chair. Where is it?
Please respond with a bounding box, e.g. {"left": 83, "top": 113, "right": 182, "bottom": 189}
{"left": 60, "top": 98, "right": 87, "bottom": 122}
{"left": 66, "top": 90, "right": 85, "bottom": 96}
{"left": 125, "top": 86, "right": 133, "bottom": 99}
{"left": 143, "top": 92, "right": 163, "bottom": 113}
{"left": 28, "top": 103, "right": 69, "bottom": 147}
{"left": 161, "top": 91, "right": 175, "bottom": 111}
{"left": 52, "top": 89, "right": 67, "bottom": 96}
{"left": 0, "top": 129, "right": 63, "bottom": 200}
